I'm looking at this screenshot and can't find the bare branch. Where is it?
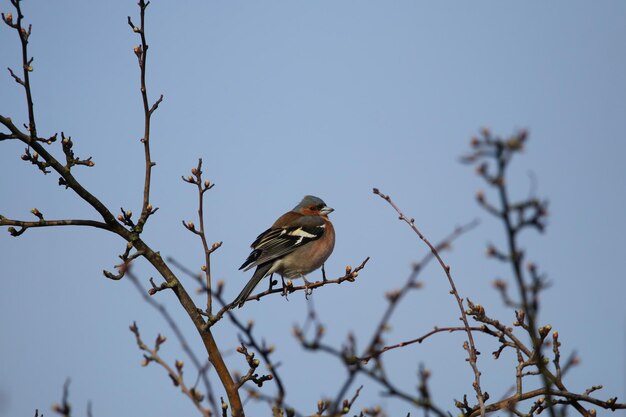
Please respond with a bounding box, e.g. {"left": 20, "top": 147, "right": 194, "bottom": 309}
{"left": 182, "top": 158, "right": 219, "bottom": 315}
{"left": 129, "top": 322, "right": 211, "bottom": 417}
{"left": 51, "top": 379, "right": 72, "bottom": 417}
{"left": 4, "top": 0, "right": 37, "bottom": 138}
{"left": 127, "top": 270, "right": 220, "bottom": 416}
{"left": 206, "top": 258, "right": 370, "bottom": 326}
{"left": 359, "top": 326, "right": 485, "bottom": 362}
{"left": 1, "top": 216, "right": 110, "bottom": 237}
{"left": 373, "top": 188, "right": 487, "bottom": 416}
{"left": 130, "top": 0, "right": 163, "bottom": 235}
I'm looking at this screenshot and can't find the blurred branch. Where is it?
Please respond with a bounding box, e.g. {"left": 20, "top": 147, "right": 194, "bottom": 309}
{"left": 472, "top": 387, "right": 624, "bottom": 417}
{"left": 329, "top": 219, "right": 478, "bottom": 414}
{"left": 294, "top": 301, "right": 448, "bottom": 417}
{"left": 462, "top": 129, "right": 626, "bottom": 417}
{"left": 359, "top": 326, "right": 484, "bottom": 362}
{"left": 169, "top": 258, "right": 289, "bottom": 412}
{"left": 51, "top": 379, "right": 72, "bottom": 417}
{"left": 373, "top": 188, "right": 487, "bottom": 417}
{"left": 360, "top": 219, "right": 479, "bottom": 363}
{"left": 129, "top": 322, "right": 212, "bottom": 417}
{"left": 127, "top": 270, "right": 220, "bottom": 416}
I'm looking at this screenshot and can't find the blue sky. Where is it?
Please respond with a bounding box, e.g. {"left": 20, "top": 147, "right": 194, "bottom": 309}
{"left": 1, "top": 1, "right": 625, "bottom": 416}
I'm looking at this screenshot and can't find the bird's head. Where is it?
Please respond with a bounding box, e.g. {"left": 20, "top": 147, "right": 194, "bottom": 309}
{"left": 294, "top": 195, "right": 334, "bottom": 217}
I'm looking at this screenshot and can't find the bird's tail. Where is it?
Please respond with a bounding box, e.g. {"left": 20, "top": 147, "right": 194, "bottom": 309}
{"left": 231, "top": 263, "right": 273, "bottom": 308}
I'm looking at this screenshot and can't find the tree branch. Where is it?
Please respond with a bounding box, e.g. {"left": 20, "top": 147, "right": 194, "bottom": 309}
{"left": 0, "top": 216, "right": 110, "bottom": 237}
{"left": 373, "top": 188, "right": 487, "bottom": 417}
{"left": 127, "top": 0, "right": 162, "bottom": 234}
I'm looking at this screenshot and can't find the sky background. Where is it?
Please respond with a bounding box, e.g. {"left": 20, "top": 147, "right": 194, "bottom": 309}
{"left": 1, "top": 1, "right": 626, "bottom": 416}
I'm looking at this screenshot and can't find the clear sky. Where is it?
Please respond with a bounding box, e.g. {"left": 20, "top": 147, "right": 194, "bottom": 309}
{"left": 1, "top": 1, "right": 625, "bottom": 416}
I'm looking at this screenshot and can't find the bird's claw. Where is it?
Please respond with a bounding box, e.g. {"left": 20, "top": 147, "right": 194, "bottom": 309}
{"left": 303, "top": 276, "right": 314, "bottom": 299}
{"left": 281, "top": 276, "right": 292, "bottom": 300}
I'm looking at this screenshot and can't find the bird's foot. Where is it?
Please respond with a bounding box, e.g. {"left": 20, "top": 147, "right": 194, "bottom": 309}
{"left": 281, "top": 276, "right": 292, "bottom": 300}
{"left": 303, "top": 276, "right": 314, "bottom": 299}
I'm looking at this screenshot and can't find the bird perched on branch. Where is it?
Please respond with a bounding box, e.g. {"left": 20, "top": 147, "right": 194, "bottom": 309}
{"left": 232, "top": 195, "right": 335, "bottom": 308}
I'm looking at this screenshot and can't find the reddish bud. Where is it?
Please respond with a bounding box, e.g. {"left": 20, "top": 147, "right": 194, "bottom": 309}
{"left": 492, "top": 279, "right": 506, "bottom": 290}
{"left": 156, "top": 334, "right": 167, "bottom": 346}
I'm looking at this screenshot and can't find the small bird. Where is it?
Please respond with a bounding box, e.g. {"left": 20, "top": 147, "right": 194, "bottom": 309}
{"left": 232, "top": 195, "right": 335, "bottom": 308}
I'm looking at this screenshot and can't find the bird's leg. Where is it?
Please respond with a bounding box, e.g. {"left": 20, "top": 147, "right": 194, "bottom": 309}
{"left": 281, "top": 275, "right": 289, "bottom": 299}
{"left": 268, "top": 273, "right": 277, "bottom": 291}
{"left": 302, "top": 275, "right": 314, "bottom": 299}
{"left": 321, "top": 264, "right": 328, "bottom": 282}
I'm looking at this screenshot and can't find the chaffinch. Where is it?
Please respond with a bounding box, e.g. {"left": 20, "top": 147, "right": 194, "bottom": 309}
{"left": 232, "top": 195, "right": 336, "bottom": 308}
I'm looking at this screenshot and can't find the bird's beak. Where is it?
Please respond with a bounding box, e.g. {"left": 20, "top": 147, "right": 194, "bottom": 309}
{"left": 320, "top": 207, "right": 334, "bottom": 216}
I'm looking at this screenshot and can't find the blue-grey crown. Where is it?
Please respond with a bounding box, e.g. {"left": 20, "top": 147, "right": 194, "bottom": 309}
{"left": 294, "top": 195, "right": 326, "bottom": 210}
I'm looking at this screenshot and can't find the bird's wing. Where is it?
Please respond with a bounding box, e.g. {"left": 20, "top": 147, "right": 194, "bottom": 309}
{"left": 239, "top": 215, "right": 326, "bottom": 271}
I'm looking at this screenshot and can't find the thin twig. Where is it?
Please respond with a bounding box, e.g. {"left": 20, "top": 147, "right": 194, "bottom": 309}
{"left": 129, "top": 322, "right": 211, "bottom": 417}
{"left": 127, "top": 270, "right": 220, "bottom": 416}
{"left": 0, "top": 217, "right": 110, "bottom": 237}
{"left": 169, "top": 259, "right": 288, "bottom": 411}
{"left": 373, "top": 188, "right": 486, "bottom": 417}
{"left": 182, "top": 158, "right": 219, "bottom": 315}
{"left": 359, "top": 326, "right": 485, "bottom": 362}
{"left": 5, "top": 0, "right": 37, "bottom": 138}
{"left": 51, "top": 378, "right": 72, "bottom": 417}
{"left": 129, "top": 0, "right": 163, "bottom": 234}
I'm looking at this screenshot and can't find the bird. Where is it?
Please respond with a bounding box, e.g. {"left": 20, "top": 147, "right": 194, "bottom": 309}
{"left": 232, "top": 195, "right": 335, "bottom": 308}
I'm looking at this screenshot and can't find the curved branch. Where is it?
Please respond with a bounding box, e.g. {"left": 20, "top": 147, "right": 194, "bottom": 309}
{"left": 1, "top": 217, "right": 110, "bottom": 236}
{"left": 373, "top": 188, "right": 487, "bottom": 416}
{"left": 359, "top": 326, "right": 485, "bottom": 362}
{"left": 0, "top": 115, "right": 121, "bottom": 228}
{"left": 472, "top": 387, "right": 625, "bottom": 417}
